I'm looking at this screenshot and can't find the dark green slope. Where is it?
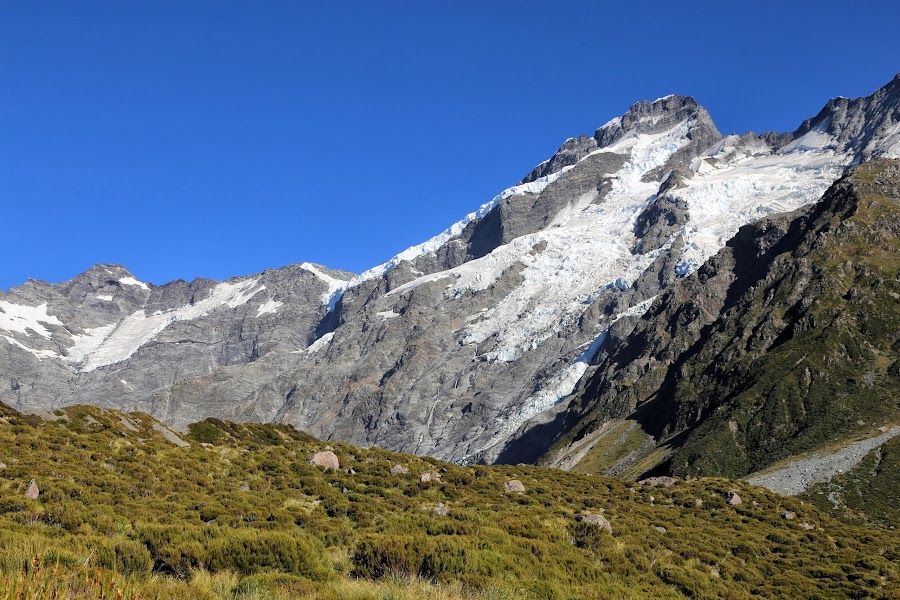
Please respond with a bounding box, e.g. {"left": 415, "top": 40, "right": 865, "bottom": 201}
{"left": 545, "top": 160, "right": 900, "bottom": 481}
{"left": 0, "top": 402, "right": 897, "bottom": 598}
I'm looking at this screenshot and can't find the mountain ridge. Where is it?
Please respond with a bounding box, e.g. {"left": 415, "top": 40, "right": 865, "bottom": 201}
{"left": 2, "top": 75, "right": 899, "bottom": 472}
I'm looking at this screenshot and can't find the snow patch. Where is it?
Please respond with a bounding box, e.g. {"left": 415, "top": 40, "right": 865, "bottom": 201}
{"left": 1, "top": 335, "right": 58, "bottom": 360}
{"left": 376, "top": 310, "right": 400, "bottom": 320}
{"left": 118, "top": 276, "right": 150, "bottom": 290}
{"left": 256, "top": 298, "right": 283, "bottom": 317}
{"left": 306, "top": 332, "right": 335, "bottom": 355}
{"left": 781, "top": 117, "right": 835, "bottom": 153}
{"left": 65, "top": 279, "right": 265, "bottom": 372}
{"left": 96, "top": 294, "right": 115, "bottom": 302}
{"left": 0, "top": 301, "right": 63, "bottom": 338}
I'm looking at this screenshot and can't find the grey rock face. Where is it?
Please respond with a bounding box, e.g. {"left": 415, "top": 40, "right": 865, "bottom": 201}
{"left": 789, "top": 73, "right": 900, "bottom": 160}
{"left": 0, "top": 263, "right": 352, "bottom": 427}
{"left": 632, "top": 186, "right": 690, "bottom": 254}
{"left": 520, "top": 135, "right": 599, "bottom": 184}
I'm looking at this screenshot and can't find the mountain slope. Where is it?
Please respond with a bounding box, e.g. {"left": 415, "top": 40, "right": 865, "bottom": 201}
{"left": 0, "top": 402, "right": 897, "bottom": 599}
{"left": 1, "top": 75, "right": 899, "bottom": 465}
{"left": 543, "top": 160, "right": 900, "bottom": 482}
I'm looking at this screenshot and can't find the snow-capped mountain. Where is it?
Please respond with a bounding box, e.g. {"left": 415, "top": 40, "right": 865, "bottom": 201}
{"left": 2, "top": 74, "right": 899, "bottom": 464}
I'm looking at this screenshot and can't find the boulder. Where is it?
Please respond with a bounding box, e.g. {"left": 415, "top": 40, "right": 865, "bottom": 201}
{"left": 724, "top": 491, "right": 742, "bottom": 506}
{"left": 578, "top": 513, "right": 612, "bottom": 533}
{"left": 694, "top": 498, "right": 704, "bottom": 507}
{"left": 308, "top": 451, "right": 340, "bottom": 470}
{"left": 420, "top": 471, "right": 441, "bottom": 483}
{"left": 24, "top": 479, "right": 39, "bottom": 500}
{"left": 639, "top": 476, "right": 678, "bottom": 488}
{"left": 390, "top": 464, "right": 409, "bottom": 475}
{"left": 504, "top": 479, "right": 526, "bottom": 493}
{"left": 782, "top": 511, "right": 797, "bottom": 520}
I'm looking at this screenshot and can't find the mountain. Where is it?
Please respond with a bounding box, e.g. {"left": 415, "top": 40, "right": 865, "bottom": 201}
{"left": 2, "top": 75, "right": 899, "bottom": 468}
{"left": 540, "top": 160, "right": 900, "bottom": 482}
{"left": 0, "top": 402, "right": 897, "bottom": 599}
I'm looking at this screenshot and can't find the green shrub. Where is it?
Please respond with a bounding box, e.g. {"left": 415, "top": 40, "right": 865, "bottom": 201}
{"left": 351, "top": 535, "right": 427, "bottom": 579}
{"left": 96, "top": 539, "right": 153, "bottom": 576}
{"left": 206, "top": 529, "right": 322, "bottom": 578}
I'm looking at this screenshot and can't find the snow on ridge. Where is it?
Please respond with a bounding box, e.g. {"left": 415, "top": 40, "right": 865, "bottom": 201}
{"left": 0, "top": 301, "right": 63, "bottom": 338}
{"left": 118, "top": 276, "right": 150, "bottom": 291}
{"left": 348, "top": 167, "right": 575, "bottom": 288}
{"left": 65, "top": 278, "right": 265, "bottom": 372}
{"left": 299, "top": 263, "right": 348, "bottom": 311}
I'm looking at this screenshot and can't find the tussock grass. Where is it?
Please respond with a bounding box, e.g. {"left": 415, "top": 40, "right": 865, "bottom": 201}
{"left": 0, "top": 403, "right": 897, "bottom": 598}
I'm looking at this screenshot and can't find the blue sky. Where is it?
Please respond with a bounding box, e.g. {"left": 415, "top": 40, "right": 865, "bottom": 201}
{"left": 2, "top": 1, "right": 899, "bottom": 290}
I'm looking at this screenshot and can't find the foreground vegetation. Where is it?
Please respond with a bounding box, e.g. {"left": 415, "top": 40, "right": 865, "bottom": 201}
{"left": 0, "top": 402, "right": 897, "bottom": 599}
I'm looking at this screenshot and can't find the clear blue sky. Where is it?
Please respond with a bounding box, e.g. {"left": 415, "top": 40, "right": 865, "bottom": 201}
{"left": 2, "top": 1, "right": 899, "bottom": 290}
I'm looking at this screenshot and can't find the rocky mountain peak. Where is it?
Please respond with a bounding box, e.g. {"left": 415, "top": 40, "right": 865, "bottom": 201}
{"left": 521, "top": 94, "right": 720, "bottom": 185}
{"left": 594, "top": 94, "right": 719, "bottom": 149}
{"left": 788, "top": 75, "right": 900, "bottom": 160}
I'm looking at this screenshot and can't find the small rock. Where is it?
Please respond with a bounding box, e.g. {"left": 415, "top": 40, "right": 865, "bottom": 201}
{"left": 239, "top": 483, "right": 251, "bottom": 492}
{"left": 390, "top": 464, "right": 409, "bottom": 475}
{"left": 24, "top": 479, "right": 39, "bottom": 500}
{"left": 724, "top": 491, "right": 742, "bottom": 506}
{"left": 710, "top": 567, "right": 720, "bottom": 578}
{"left": 348, "top": 468, "right": 357, "bottom": 475}
{"left": 432, "top": 503, "right": 449, "bottom": 516}
{"left": 578, "top": 514, "right": 612, "bottom": 533}
{"left": 308, "top": 451, "right": 340, "bottom": 470}
{"left": 420, "top": 471, "right": 441, "bottom": 483}
{"left": 639, "top": 476, "right": 678, "bottom": 488}
{"left": 0, "top": 462, "right": 6, "bottom": 470}
{"left": 694, "top": 498, "right": 704, "bottom": 507}
{"left": 654, "top": 526, "right": 668, "bottom": 533}
{"left": 504, "top": 479, "right": 526, "bottom": 493}
{"left": 648, "top": 495, "right": 655, "bottom": 504}
{"left": 800, "top": 522, "right": 815, "bottom": 530}
{"left": 782, "top": 511, "right": 797, "bottom": 520}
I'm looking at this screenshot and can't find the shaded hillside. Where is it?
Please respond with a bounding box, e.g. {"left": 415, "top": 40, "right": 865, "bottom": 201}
{"left": 545, "top": 160, "right": 900, "bottom": 482}
{"left": 0, "top": 403, "right": 897, "bottom": 599}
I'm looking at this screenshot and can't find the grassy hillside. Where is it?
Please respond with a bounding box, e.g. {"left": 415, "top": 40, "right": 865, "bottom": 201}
{"left": 0, "top": 403, "right": 897, "bottom": 599}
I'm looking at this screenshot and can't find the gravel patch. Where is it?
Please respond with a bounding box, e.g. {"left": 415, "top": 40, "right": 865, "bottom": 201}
{"left": 746, "top": 427, "right": 900, "bottom": 496}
